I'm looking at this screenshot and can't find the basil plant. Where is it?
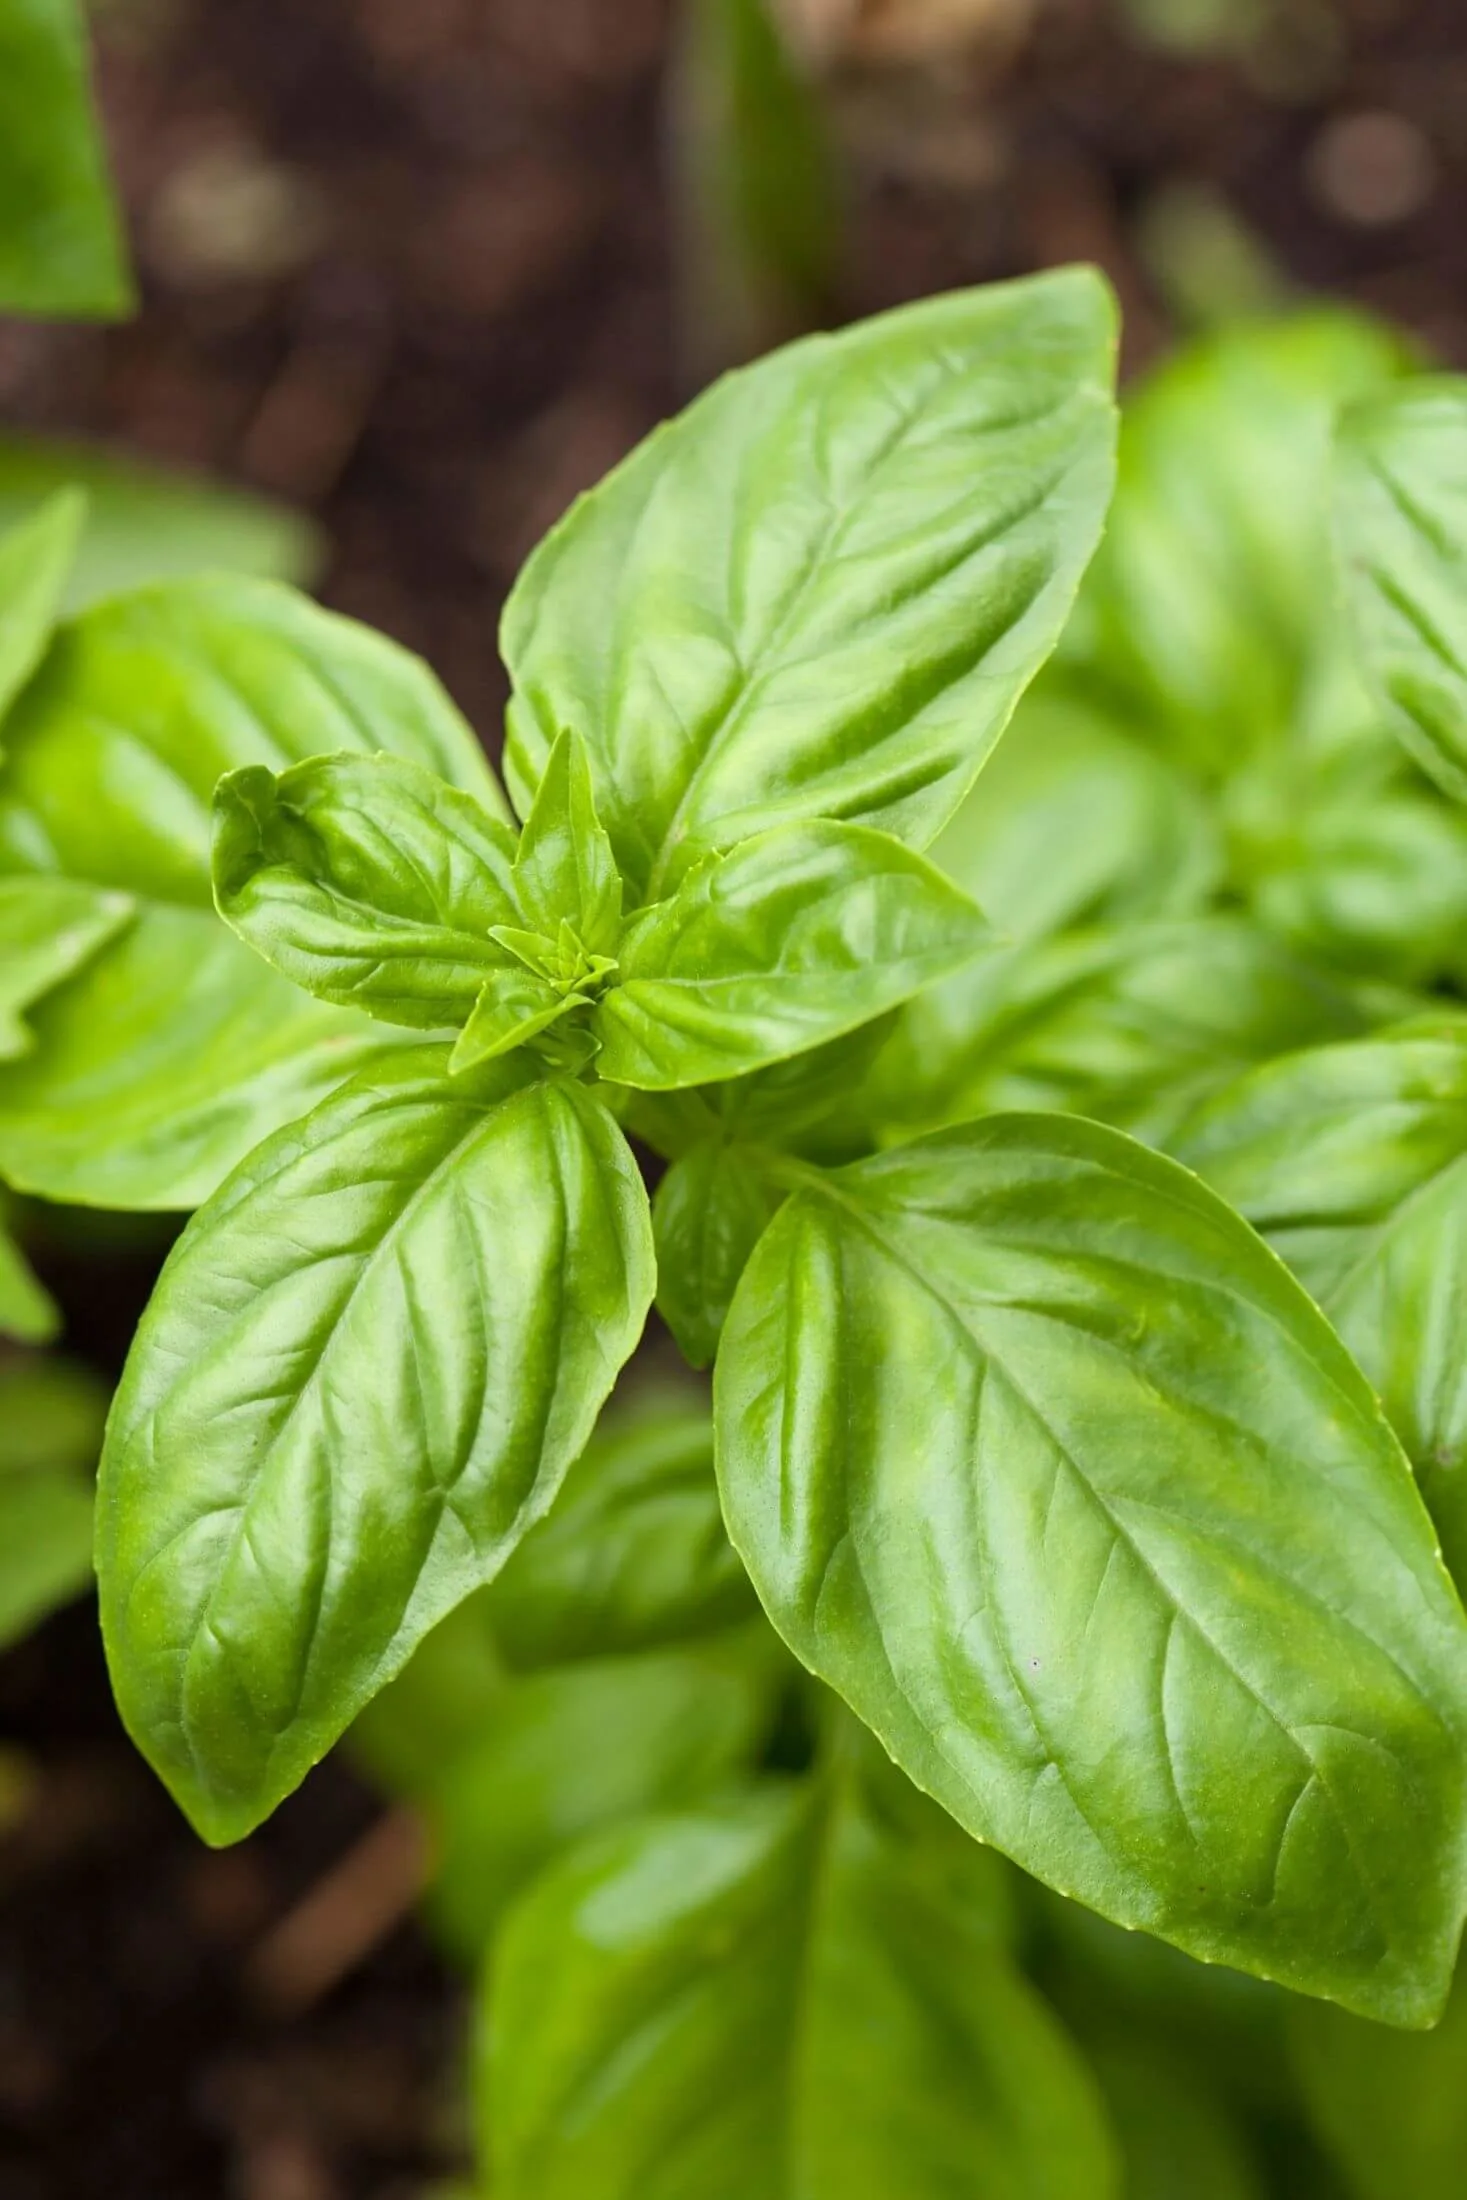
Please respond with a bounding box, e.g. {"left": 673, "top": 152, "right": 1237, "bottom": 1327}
{"left": 9, "top": 260, "right": 1467, "bottom": 2186}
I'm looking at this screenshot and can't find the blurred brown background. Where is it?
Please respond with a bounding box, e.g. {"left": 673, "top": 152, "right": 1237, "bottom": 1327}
{"left": 1, "top": 1, "right": 1464, "bottom": 2194}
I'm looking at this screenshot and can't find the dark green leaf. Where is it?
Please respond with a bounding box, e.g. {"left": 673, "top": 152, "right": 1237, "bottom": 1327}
{"left": 1088, "top": 2037, "right": 1265, "bottom": 2200}
{"left": 213, "top": 753, "right": 520, "bottom": 1028}
{"left": 0, "top": 873, "right": 132, "bottom": 1059}
{"left": 1291, "top": 1954, "right": 1467, "bottom": 2200}
{"left": 715, "top": 1114, "right": 1467, "bottom": 2022}
{"left": 488, "top": 1390, "right": 757, "bottom": 1665}
{"left": 1334, "top": 379, "right": 1467, "bottom": 803}
{"left": 595, "top": 822, "right": 991, "bottom": 1089}
{"left": 0, "top": 0, "right": 133, "bottom": 318}
{"left": 1172, "top": 1022, "right": 1467, "bottom": 1593}
{"left": 653, "top": 1139, "right": 784, "bottom": 1368}
{"left": 96, "top": 1046, "right": 655, "bottom": 1842}
{"left": 0, "top": 1218, "right": 57, "bottom": 1344}
{"left": 0, "top": 492, "right": 84, "bottom": 730}
{"left": 483, "top": 1776, "right": 1118, "bottom": 2198}
{"left": 503, "top": 269, "right": 1118, "bottom": 900}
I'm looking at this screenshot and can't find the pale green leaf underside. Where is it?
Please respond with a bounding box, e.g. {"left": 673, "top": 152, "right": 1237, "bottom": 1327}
{"left": 503, "top": 268, "right": 1118, "bottom": 900}
{"left": 715, "top": 1113, "right": 1467, "bottom": 2023}
{"left": 1334, "top": 379, "right": 1467, "bottom": 804}
{"left": 97, "top": 1046, "right": 655, "bottom": 1841}
{"left": 486, "top": 1781, "right": 1118, "bottom": 2199}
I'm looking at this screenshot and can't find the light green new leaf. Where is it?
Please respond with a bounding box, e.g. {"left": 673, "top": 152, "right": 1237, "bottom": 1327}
{"left": 0, "top": 492, "right": 85, "bottom": 732}
{"left": 1334, "top": 380, "right": 1467, "bottom": 803}
{"left": 653, "top": 1138, "right": 784, "bottom": 1368}
{"left": 1291, "top": 1956, "right": 1467, "bottom": 2200}
{"left": 0, "top": 578, "right": 502, "bottom": 1207}
{"left": 0, "top": 1217, "right": 57, "bottom": 1343}
{"left": 214, "top": 754, "right": 520, "bottom": 1028}
{"left": 715, "top": 1114, "right": 1467, "bottom": 2023}
{"left": 0, "top": 1356, "right": 109, "bottom": 1650}
{"left": 428, "top": 1633, "right": 777, "bottom": 1965}
{"left": 0, "top": 873, "right": 132, "bottom": 1059}
{"left": 96, "top": 1046, "right": 655, "bottom": 1843}
{"left": 484, "top": 1779, "right": 1118, "bottom": 2199}
{"left": 504, "top": 269, "right": 1118, "bottom": 899}
{"left": 0, "top": 0, "right": 133, "bottom": 318}
{"left": 855, "top": 915, "right": 1374, "bottom": 1150}
{"left": 488, "top": 1391, "right": 757, "bottom": 1666}
{"left": 1172, "top": 1022, "right": 1467, "bottom": 1593}
{"left": 595, "top": 821, "right": 991, "bottom": 1089}
{"left": 0, "top": 433, "right": 320, "bottom": 608}
{"left": 451, "top": 969, "right": 578, "bottom": 1073}
{"left": 511, "top": 729, "right": 623, "bottom": 955}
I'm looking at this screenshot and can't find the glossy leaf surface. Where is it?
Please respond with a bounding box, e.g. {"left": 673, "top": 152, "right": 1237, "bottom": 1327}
{"left": 0, "top": 492, "right": 84, "bottom": 730}
{"left": 716, "top": 1114, "right": 1467, "bottom": 2022}
{"left": 1173, "top": 1022, "right": 1467, "bottom": 1591}
{"left": 0, "top": 0, "right": 132, "bottom": 317}
{"left": 485, "top": 1777, "right": 1117, "bottom": 2198}
{"left": 97, "top": 1047, "right": 655, "bottom": 1842}
{"left": 214, "top": 753, "right": 520, "bottom": 1028}
{"left": 503, "top": 270, "right": 1117, "bottom": 899}
{"left": 1334, "top": 379, "right": 1467, "bottom": 802}
{"left": 595, "top": 822, "right": 990, "bottom": 1089}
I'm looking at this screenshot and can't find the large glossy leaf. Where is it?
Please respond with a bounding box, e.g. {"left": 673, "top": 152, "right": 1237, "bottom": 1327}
{"left": 428, "top": 1632, "right": 778, "bottom": 1964}
{"left": 96, "top": 1046, "right": 655, "bottom": 1842}
{"left": 213, "top": 753, "right": 520, "bottom": 1029}
{"left": 1291, "top": 1956, "right": 1467, "bottom": 2200}
{"left": 0, "top": 578, "right": 501, "bottom": 1207}
{"left": 715, "top": 1114, "right": 1467, "bottom": 2022}
{"left": 483, "top": 1776, "right": 1118, "bottom": 2198}
{"left": 0, "top": 873, "right": 132, "bottom": 1059}
{"left": 488, "top": 1391, "right": 757, "bottom": 1666}
{"left": 0, "top": 492, "right": 84, "bottom": 730}
{"left": 1068, "top": 310, "right": 1410, "bottom": 775}
{"left": 595, "top": 822, "right": 990, "bottom": 1089}
{"left": 0, "top": 433, "right": 320, "bottom": 608}
{"left": 854, "top": 916, "right": 1375, "bottom": 1150}
{"left": 1172, "top": 1022, "right": 1467, "bottom": 1593}
{"left": 503, "top": 269, "right": 1118, "bottom": 900}
{"left": 0, "top": 0, "right": 133, "bottom": 318}
{"left": 1334, "top": 379, "right": 1467, "bottom": 803}
{"left": 0, "top": 1356, "right": 109, "bottom": 1650}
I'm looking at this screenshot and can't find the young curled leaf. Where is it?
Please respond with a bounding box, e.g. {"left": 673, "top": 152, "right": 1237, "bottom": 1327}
{"left": 504, "top": 268, "right": 1118, "bottom": 900}
{"left": 213, "top": 752, "right": 520, "bottom": 1029}
{"left": 483, "top": 1775, "right": 1118, "bottom": 2199}
{"left": 716, "top": 1114, "right": 1467, "bottom": 2024}
{"left": 96, "top": 1045, "right": 655, "bottom": 1843}
{"left": 594, "top": 821, "right": 991, "bottom": 1090}
{"left": 511, "top": 728, "right": 623, "bottom": 956}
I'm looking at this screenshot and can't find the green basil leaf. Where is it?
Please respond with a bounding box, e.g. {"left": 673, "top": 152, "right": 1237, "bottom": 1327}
{"left": 214, "top": 753, "right": 520, "bottom": 1028}
{"left": 503, "top": 269, "right": 1118, "bottom": 900}
{"left": 1088, "top": 2038, "right": 1266, "bottom": 2200}
{"left": 0, "top": 578, "right": 503, "bottom": 1206}
{"left": 488, "top": 1391, "right": 757, "bottom": 1666}
{"left": 511, "top": 728, "right": 623, "bottom": 956}
{"left": 0, "top": 491, "right": 84, "bottom": 731}
{"left": 483, "top": 1776, "right": 1118, "bottom": 2198}
{"left": 1069, "top": 311, "right": 1411, "bottom": 775}
{"left": 653, "top": 1139, "right": 784, "bottom": 1368}
{"left": 1172, "top": 1022, "right": 1467, "bottom": 1593}
{"left": 451, "top": 969, "right": 576, "bottom": 1074}
{"left": 715, "top": 1114, "right": 1467, "bottom": 2023}
{"left": 1334, "top": 379, "right": 1467, "bottom": 803}
{"left": 0, "top": 1356, "right": 108, "bottom": 1651}
{"left": 0, "top": 1218, "right": 58, "bottom": 1343}
{"left": 0, "top": 432, "right": 321, "bottom": 607}
{"left": 856, "top": 916, "right": 1375, "bottom": 1150}
{"left": 0, "top": 873, "right": 132, "bottom": 1059}
{"left": 1291, "top": 1955, "right": 1467, "bottom": 2200}
{"left": 929, "top": 682, "right": 1221, "bottom": 943}
{"left": 96, "top": 1045, "right": 655, "bottom": 1842}
{"left": 428, "top": 1632, "right": 777, "bottom": 1965}
{"left": 0, "top": 0, "right": 133, "bottom": 319}
{"left": 595, "top": 821, "right": 991, "bottom": 1090}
